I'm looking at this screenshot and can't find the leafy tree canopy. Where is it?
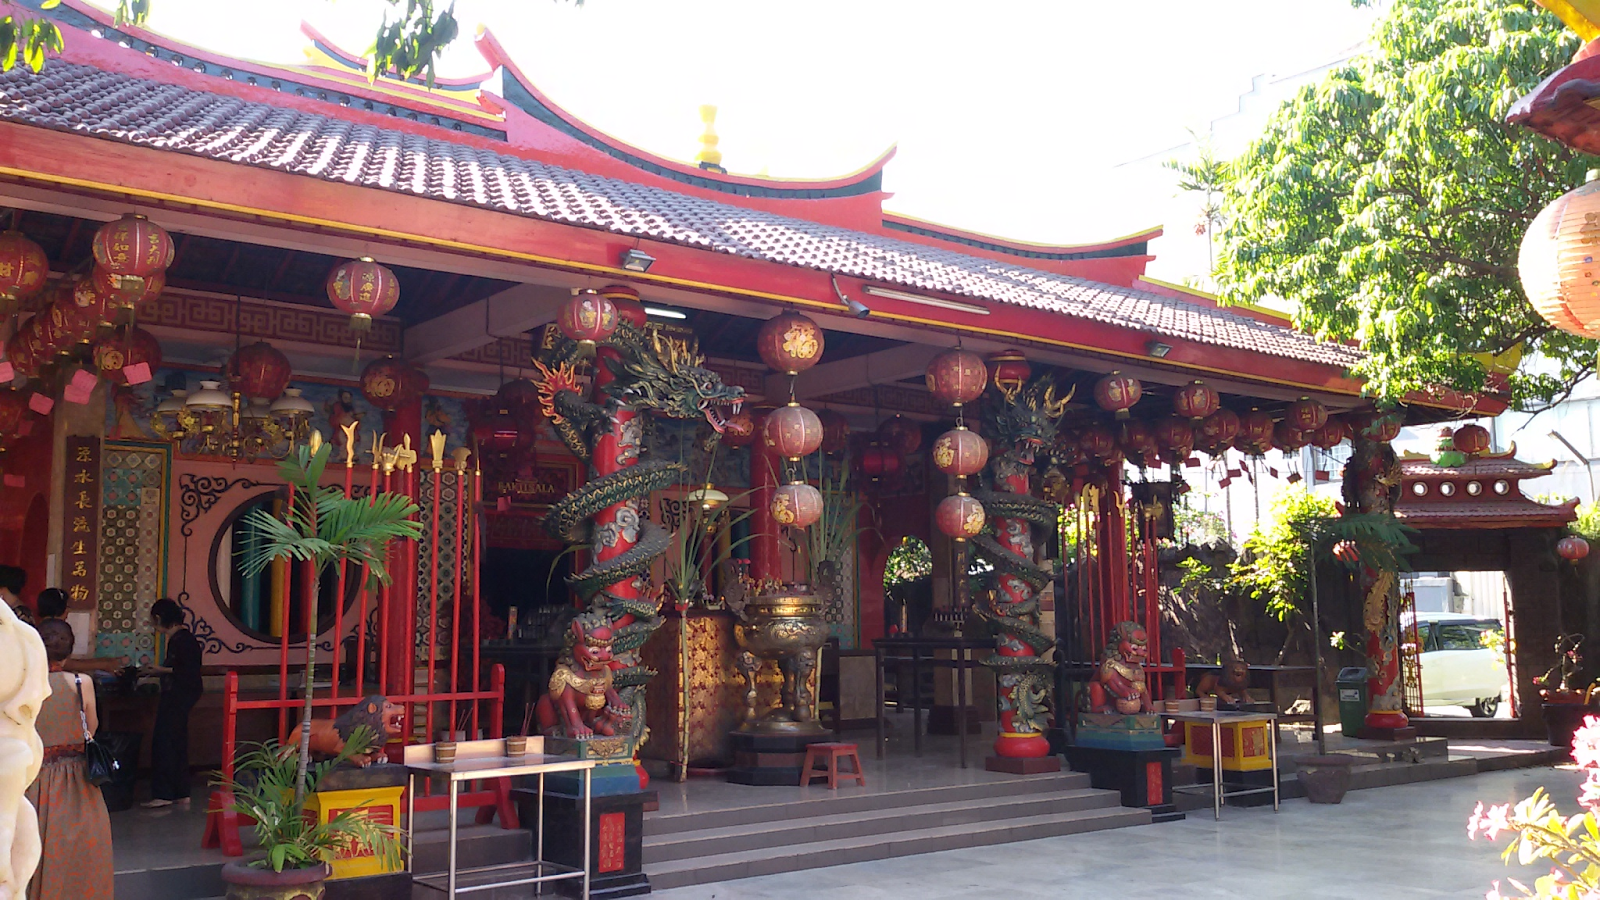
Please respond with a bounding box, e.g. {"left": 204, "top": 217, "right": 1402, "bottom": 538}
{"left": 1213, "top": 0, "right": 1593, "bottom": 408}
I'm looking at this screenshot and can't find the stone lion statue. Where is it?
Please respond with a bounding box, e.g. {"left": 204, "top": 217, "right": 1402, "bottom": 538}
{"left": 0, "top": 599, "right": 48, "bottom": 899}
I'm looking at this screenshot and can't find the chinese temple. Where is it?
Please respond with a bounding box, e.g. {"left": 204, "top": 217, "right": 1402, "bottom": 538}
{"left": 0, "top": 1, "right": 1519, "bottom": 895}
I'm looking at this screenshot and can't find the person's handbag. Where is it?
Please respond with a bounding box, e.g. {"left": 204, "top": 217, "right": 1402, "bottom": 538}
{"left": 75, "top": 675, "right": 120, "bottom": 786}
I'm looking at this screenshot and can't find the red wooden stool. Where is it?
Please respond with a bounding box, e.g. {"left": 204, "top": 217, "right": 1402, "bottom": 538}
{"left": 801, "top": 742, "right": 865, "bottom": 789}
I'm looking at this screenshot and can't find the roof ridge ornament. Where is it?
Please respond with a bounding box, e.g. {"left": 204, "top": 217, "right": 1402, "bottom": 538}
{"left": 696, "top": 104, "right": 726, "bottom": 174}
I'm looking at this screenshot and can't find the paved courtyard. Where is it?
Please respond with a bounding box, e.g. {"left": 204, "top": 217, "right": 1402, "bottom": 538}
{"left": 652, "top": 764, "right": 1581, "bottom": 900}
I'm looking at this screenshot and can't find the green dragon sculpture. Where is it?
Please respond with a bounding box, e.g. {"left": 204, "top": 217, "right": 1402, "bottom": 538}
{"left": 532, "top": 320, "right": 744, "bottom": 757}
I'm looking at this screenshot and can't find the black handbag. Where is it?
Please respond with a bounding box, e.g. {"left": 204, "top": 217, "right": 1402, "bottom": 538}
{"left": 75, "top": 676, "right": 120, "bottom": 786}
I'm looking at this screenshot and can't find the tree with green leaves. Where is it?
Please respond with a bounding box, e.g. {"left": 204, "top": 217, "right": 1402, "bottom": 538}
{"left": 1213, "top": 0, "right": 1592, "bottom": 408}
{"left": 241, "top": 435, "right": 422, "bottom": 806}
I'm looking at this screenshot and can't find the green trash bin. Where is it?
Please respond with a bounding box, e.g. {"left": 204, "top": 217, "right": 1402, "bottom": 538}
{"left": 1337, "top": 667, "right": 1369, "bottom": 739}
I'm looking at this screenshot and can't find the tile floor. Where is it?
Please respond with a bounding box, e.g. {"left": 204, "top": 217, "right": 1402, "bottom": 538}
{"left": 651, "top": 763, "right": 1584, "bottom": 900}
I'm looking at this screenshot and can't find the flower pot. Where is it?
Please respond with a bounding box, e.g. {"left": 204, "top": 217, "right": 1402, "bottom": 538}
{"left": 1294, "top": 755, "right": 1354, "bottom": 804}
{"left": 1543, "top": 702, "right": 1595, "bottom": 750}
{"left": 221, "top": 860, "right": 330, "bottom": 900}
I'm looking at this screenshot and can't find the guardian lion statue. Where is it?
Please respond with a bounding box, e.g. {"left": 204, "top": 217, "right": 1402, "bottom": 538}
{"left": 0, "top": 600, "right": 48, "bottom": 899}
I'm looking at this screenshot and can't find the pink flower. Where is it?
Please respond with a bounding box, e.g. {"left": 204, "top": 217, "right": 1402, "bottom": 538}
{"left": 1580, "top": 772, "right": 1600, "bottom": 813}
{"left": 1573, "top": 716, "right": 1600, "bottom": 770}
{"left": 1486, "top": 881, "right": 1503, "bottom": 900}
{"left": 1469, "top": 802, "right": 1513, "bottom": 841}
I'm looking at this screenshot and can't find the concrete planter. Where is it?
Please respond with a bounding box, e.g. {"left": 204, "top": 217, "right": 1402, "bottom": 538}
{"left": 1294, "top": 755, "right": 1354, "bottom": 804}
{"left": 221, "top": 860, "right": 331, "bottom": 900}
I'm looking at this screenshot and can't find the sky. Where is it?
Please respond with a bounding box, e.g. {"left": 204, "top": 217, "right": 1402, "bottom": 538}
{"left": 88, "top": 0, "right": 1378, "bottom": 273}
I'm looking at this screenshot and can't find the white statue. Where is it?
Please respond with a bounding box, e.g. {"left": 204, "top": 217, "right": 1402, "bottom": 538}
{"left": 0, "top": 600, "right": 48, "bottom": 899}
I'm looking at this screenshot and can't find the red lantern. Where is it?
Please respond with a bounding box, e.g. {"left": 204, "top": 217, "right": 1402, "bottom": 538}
{"left": 818, "top": 409, "right": 851, "bottom": 454}
{"left": 600, "top": 285, "right": 647, "bottom": 328}
{"left": 935, "top": 493, "right": 986, "bottom": 541}
{"left": 764, "top": 403, "right": 824, "bottom": 459}
{"left": 878, "top": 415, "right": 922, "bottom": 456}
{"left": 1197, "top": 408, "right": 1240, "bottom": 452}
{"left": 1274, "top": 422, "right": 1307, "bottom": 453}
{"left": 1079, "top": 423, "right": 1116, "bottom": 459}
{"left": 1558, "top": 536, "right": 1591, "bottom": 562}
{"left": 987, "top": 350, "right": 1030, "bottom": 399}
{"left": 91, "top": 213, "right": 173, "bottom": 280}
{"left": 1118, "top": 420, "right": 1158, "bottom": 460}
{"left": 326, "top": 257, "right": 401, "bottom": 335}
{"left": 1173, "top": 380, "right": 1220, "bottom": 422}
{"left": 46, "top": 293, "right": 99, "bottom": 347}
{"left": 925, "top": 348, "right": 988, "bottom": 407}
{"left": 68, "top": 277, "right": 114, "bottom": 329}
{"left": 33, "top": 303, "right": 72, "bottom": 356}
{"left": 92, "top": 265, "right": 164, "bottom": 311}
{"left": 473, "top": 407, "right": 523, "bottom": 455}
{"left": 360, "top": 356, "right": 426, "bottom": 412}
{"left": 0, "top": 231, "right": 48, "bottom": 309}
{"left": 860, "top": 443, "right": 902, "bottom": 478}
{"left": 0, "top": 389, "right": 24, "bottom": 435}
{"left": 1238, "top": 410, "right": 1275, "bottom": 454}
{"left": 1053, "top": 430, "right": 1087, "bottom": 467}
{"left": 1352, "top": 410, "right": 1403, "bottom": 444}
{"left": 771, "top": 482, "right": 823, "bottom": 528}
{"left": 932, "top": 426, "right": 989, "bottom": 477}
{"left": 1285, "top": 397, "right": 1328, "bottom": 433}
{"left": 1453, "top": 423, "right": 1491, "bottom": 455}
{"left": 1154, "top": 416, "right": 1193, "bottom": 454}
{"left": 757, "top": 311, "right": 825, "bottom": 375}
{"left": 557, "top": 290, "right": 620, "bottom": 345}
{"left": 227, "top": 341, "right": 293, "bottom": 400}
{"left": 1310, "top": 417, "right": 1349, "bottom": 450}
{"left": 91, "top": 325, "right": 162, "bottom": 386}
{"left": 497, "top": 378, "right": 542, "bottom": 420}
{"left": 6, "top": 332, "right": 35, "bottom": 380}
{"left": 1099, "top": 444, "right": 1126, "bottom": 468}
{"left": 721, "top": 409, "right": 758, "bottom": 447}
{"left": 1094, "top": 371, "right": 1142, "bottom": 419}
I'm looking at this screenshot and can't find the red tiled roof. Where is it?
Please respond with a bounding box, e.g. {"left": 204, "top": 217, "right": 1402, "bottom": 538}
{"left": 1394, "top": 499, "right": 1577, "bottom": 529}
{"left": 0, "top": 61, "right": 1363, "bottom": 370}
{"left": 1398, "top": 454, "right": 1556, "bottom": 479}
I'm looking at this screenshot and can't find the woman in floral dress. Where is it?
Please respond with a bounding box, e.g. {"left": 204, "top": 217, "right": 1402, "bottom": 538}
{"left": 27, "top": 619, "right": 113, "bottom": 900}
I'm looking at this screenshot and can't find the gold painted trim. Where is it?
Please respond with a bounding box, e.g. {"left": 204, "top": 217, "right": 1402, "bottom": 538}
{"left": 0, "top": 162, "right": 1451, "bottom": 406}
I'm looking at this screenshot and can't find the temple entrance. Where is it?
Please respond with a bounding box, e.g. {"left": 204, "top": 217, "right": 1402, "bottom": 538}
{"left": 1401, "top": 571, "right": 1514, "bottom": 720}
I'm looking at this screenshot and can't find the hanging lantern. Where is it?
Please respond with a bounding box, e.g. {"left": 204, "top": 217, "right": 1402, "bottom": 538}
{"left": 473, "top": 407, "right": 523, "bottom": 454}
{"left": 817, "top": 409, "right": 851, "bottom": 454}
{"left": 1558, "top": 535, "right": 1591, "bottom": 562}
{"left": 721, "top": 409, "right": 758, "bottom": 447}
{"left": 925, "top": 348, "right": 988, "bottom": 407}
{"left": 1099, "top": 444, "right": 1127, "bottom": 468}
{"left": 360, "top": 356, "right": 426, "bottom": 411}
{"left": 556, "top": 290, "right": 620, "bottom": 346}
{"left": 91, "top": 265, "right": 165, "bottom": 312}
{"left": 987, "top": 350, "right": 1031, "bottom": 400}
{"left": 1094, "top": 371, "right": 1142, "bottom": 419}
{"left": 6, "top": 332, "right": 35, "bottom": 381}
{"left": 1310, "top": 416, "right": 1349, "bottom": 450}
{"left": 932, "top": 426, "right": 989, "bottom": 477}
{"left": 935, "top": 493, "right": 987, "bottom": 542}
{"left": 0, "top": 389, "right": 25, "bottom": 436}
{"left": 91, "top": 325, "right": 162, "bottom": 386}
{"left": 1453, "top": 423, "right": 1491, "bottom": 456}
{"left": 1274, "top": 422, "right": 1307, "bottom": 453}
{"left": 1285, "top": 397, "right": 1328, "bottom": 433}
{"left": 91, "top": 213, "right": 174, "bottom": 283}
{"left": 1118, "top": 419, "right": 1158, "bottom": 460}
{"left": 764, "top": 403, "right": 824, "bottom": 459}
{"left": 1079, "top": 423, "right": 1116, "bottom": 459}
{"left": 756, "top": 311, "right": 825, "bottom": 375}
{"left": 600, "top": 284, "right": 647, "bottom": 328}
{"left": 68, "top": 277, "right": 114, "bottom": 331}
{"left": 227, "top": 341, "right": 293, "bottom": 401}
{"left": 1197, "top": 408, "right": 1240, "bottom": 452}
{"left": 1052, "top": 429, "right": 1087, "bottom": 467}
{"left": 1154, "top": 416, "right": 1193, "bottom": 455}
{"left": 859, "top": 443, "right": 902, "bottom": 478}
{"left": 47, "top": 293, "right": 100, "bottom": 348}
{"left": 1351, "top": 410, "right": 1403, "bottom": 444}
{"left": 771, "top": 481, "right": 823, "bottom": 528}
{"left": 1237, "top": 410, "right": 1275, "bottom": 454}
{"left": 1520, "top": 177, "right": 1600, "bottom": 339}
{"left": 497, "top": 378, "right": 542, "bottom": 422}
{"left": 33, "top": 303, "right": 72, "bottom": 356}
{"left": 1173, "top": 380, "right": 1220, "bottom": 422}
{"left": 878, "top": 415, "right": 922, "bottom": 456}
{"left": 0, "top": 231, "right": 48, "bottom": 313}
{"left": 326, "top": 257, "right": 401, "bottom": 337}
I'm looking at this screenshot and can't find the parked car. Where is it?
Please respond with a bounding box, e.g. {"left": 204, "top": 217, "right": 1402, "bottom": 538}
{"left": 1404, "top": 613, "right": 1507, "bottom": 718}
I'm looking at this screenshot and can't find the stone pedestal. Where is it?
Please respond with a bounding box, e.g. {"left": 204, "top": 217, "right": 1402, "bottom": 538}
{"left": 312, "top": 764, "right": 410, "bottom": 900}
{"left": 513, "top": 782, "right": 651, "bottom": 898}
{"left": 726, "top": 730, "right": 834, "bottom": 786}
{"left": 1065, "top": 745, "right": 1184, "bottom": 823}
{"left": 984, "top": 754, "right": 1062, "bottom": 775}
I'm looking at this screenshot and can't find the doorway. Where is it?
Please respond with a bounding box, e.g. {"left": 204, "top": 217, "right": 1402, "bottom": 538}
{"left": 1401, "top": 570, "right": 1514, "bottom": 719}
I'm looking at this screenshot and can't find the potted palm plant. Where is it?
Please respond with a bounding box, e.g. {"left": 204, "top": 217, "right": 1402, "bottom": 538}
{"left": 223, "top": 432, "right": 422, "bottom": 898}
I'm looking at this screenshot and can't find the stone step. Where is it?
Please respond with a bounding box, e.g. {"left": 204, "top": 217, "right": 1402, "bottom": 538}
{"left": 644, "top": 786, "right": 1120, "bottom": 864}
{"left": 646, "top": 805, "right": 1152, "bottom": 891}
{"left": 646, "top": 770, "right": 1093, "bottom": 835}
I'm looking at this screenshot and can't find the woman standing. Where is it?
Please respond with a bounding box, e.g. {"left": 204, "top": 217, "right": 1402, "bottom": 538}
{"left": 142, "top": 598, "right": 203, "bottom": 809}
{"left": 27, "top": 619, "right": 114, "bottom": 900}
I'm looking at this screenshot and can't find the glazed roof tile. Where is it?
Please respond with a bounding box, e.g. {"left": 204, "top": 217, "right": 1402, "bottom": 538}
{"left": 1398, "top": 454, "right": 1556, "bottom": 479}
{"left": 0, "top": 61, "right": 1362, "bottom": 369}
{"left": 1394, "top": 499, "right": 1577, "bottom": 528}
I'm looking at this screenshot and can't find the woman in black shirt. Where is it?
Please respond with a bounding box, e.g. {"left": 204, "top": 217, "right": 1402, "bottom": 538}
{"left": 143, "top": 597, "right": 203, "bottom": 809}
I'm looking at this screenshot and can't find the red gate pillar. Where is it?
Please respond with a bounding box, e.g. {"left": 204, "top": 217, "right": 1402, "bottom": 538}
{"left": 750, "top": 412, "right": 781, "bottom": 582}
{"left": 1345, "top": 434, "right": 1409, "bottom": 735}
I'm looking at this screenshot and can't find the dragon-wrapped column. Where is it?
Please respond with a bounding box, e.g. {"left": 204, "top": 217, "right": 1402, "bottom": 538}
{"left": 1345, "top": 433, "right": 1409, "bottom": 735}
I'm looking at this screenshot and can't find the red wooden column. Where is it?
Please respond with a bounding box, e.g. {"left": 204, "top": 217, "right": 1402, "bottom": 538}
{"left": 750, "top": 412, "right": 782, "bottom": 582}
{"left": 1345, "top": 434, "right": 1409, "bottom": 735}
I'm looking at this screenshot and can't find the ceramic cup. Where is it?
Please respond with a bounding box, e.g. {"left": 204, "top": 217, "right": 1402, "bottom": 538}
{"left": 1163, "top": 700, "right": 1181, "bottom": 714}
{"left": 433, "top": 741, "right": 458, "bottom": 764}
{"left": 504, "top": 735, "right": 528, "bottom": 757}
{"left": 1198, "top": 697, "right": 1218, "bottom": 712}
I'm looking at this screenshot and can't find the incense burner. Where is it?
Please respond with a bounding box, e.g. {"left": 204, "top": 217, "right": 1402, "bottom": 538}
{"left": 733, "top": 584, "right": 829, "bottom": 735}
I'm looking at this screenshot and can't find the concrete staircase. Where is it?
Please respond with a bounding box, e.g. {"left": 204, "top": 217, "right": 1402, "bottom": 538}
{"left": 644, "top": 772, "right": 1149, "bottom": 890}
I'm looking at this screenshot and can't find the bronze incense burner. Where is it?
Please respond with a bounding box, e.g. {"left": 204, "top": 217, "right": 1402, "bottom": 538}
{"left": 733, "top": 583, "right": 829, "bottom": 735}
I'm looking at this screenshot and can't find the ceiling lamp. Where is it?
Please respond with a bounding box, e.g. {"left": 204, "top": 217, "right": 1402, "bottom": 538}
{"left": 620, "top": 248, "right": 656, "bottom": 273}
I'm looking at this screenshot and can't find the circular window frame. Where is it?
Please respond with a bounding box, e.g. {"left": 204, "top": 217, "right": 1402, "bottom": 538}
{"left": 1466, "top": 481, "right": 1483, "bottom": 496}
{"left": 208, "top": 488, "right": 361, "bottom": 645}
{"left": 1411, "top": 482, "right": 1429, "bottom": 496}
{"left": 1439, "top": 481, "right": 1457, "bottom": 497}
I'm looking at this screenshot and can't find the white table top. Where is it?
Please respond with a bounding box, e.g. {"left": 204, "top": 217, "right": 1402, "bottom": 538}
{"left": 403, "top": 752, "right": 597, "bottom": 782}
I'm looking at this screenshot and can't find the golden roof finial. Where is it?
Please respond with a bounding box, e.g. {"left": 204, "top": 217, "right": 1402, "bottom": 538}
{"left": 696, "top": 104, "right": 725, "bottom": 173}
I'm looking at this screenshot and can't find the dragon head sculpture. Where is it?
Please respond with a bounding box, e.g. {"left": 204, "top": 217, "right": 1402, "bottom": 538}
{"left": 983, "top": 375, "right": 1072, "bottom": 467}
{"left": 601, "top": 323, "right": 745, "bottom": 431}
